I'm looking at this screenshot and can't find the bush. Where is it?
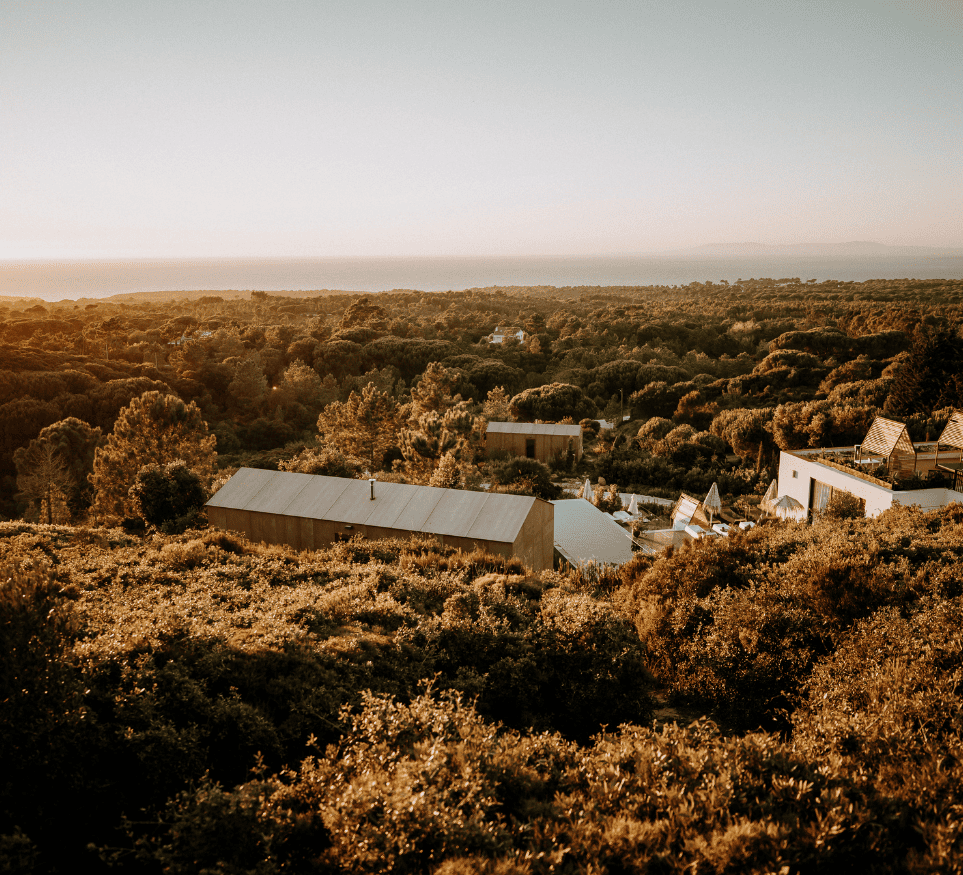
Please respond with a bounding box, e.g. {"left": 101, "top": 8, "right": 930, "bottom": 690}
{"left": 130, "top": 460, "right": 208, "bottom": 533}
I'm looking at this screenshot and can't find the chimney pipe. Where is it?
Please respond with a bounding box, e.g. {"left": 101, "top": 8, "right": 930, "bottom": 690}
{"left": 370, "top": 478, "right": 376, "bottom": 500}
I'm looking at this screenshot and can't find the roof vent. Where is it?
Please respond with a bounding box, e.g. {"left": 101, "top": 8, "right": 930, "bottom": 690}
{"left": 370, "top": 478, "right": 376, "bottom": 500}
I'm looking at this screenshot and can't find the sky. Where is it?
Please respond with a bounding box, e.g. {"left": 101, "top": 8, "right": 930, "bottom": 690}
{"left": 2, "top": 0, "right": 961, "bottom": 259}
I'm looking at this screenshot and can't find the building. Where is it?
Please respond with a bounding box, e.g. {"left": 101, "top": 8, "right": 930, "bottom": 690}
{"left": 551, "top": 498, "right": 635, "bottom": 567}
{"left": 777, "top": 413, "right": 963, "bottom": 519}
{"left": 488, "top": 326, "right": 526, "bottom": 344}
{"left": 485, "top": 421, "right": 583, "bottom": 464}
{"left": 205, "top": 468, "right": 555, "bottom": 570}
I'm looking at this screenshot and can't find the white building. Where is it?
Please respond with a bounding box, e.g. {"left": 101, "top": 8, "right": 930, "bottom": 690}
{"left": 488, "top": 326, "right": 526, "bottom": 345}
{"left": 776, "top": 413, "right": 963, "bottom": 519}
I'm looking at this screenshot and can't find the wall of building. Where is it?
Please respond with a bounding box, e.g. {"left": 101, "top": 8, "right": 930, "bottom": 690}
{"left": 777, "top": 451, "right": 963, "bottom": 518}
{"left": 486, "top": 431, "right": 582, "bottom": 464}
{"left": 207, "top": 506, "right": 552, "bottom": 569}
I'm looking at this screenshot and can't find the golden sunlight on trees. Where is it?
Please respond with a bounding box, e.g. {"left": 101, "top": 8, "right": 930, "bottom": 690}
{"left": 90, "top": 392, "right": 216, "bottom": 523}
{"left": 316, "top": 382, "right": 401, "bottom": 472}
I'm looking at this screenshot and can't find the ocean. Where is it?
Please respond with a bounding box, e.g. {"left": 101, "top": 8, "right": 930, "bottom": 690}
{"left": 2, "top": 255, "right": 963, "bottom": 301}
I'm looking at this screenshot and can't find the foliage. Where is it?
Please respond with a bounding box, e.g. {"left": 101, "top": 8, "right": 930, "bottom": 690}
{"left": 130, "top": 461, "right": 209, "bottom": 533}
{"left": 89, "top": 391, "right": 217, "bottom": 524}
{"left": 510, "top": 382, "right": 596, "bottom": 423}
{"left": 485, "top": 456, "right": 561, "bottom": 500}
{"left": 316, "top": 382, "right": 402, "bottom": 472}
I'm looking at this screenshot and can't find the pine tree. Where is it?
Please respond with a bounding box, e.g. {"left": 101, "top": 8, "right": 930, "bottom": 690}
{"left": 316, "top": 383, "right": 401, "bottom": 471}
{"left": 90, "top": 392, "right": 216, "bottom": 523}
{"left": 884, "top": 327, "right": 963, "bottom": 416}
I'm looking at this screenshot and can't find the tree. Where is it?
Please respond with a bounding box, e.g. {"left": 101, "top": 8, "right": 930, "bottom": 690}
{"left": 90, "top": 392, "right": 217, "bottom": 523}
{"left": 510, "top": 383, "right": 597, "bottom": 423}
{"left": 400, "top": 402, "right": 482, "bottom": 482}
{"left": 409, "top": 362, "right": 462, "bottom": 418}
{"left": 13, "top": 418, "right": 103, "bottom": 521}
{"left": 486, "top": 456, "right": 561, "bottom": 500}
{"left": 279, "top": 446, "right": 366, "bottom": 478}
{"left": 129, "top": 461, "right": 208, "bottom": 533}
{"left": 228, "top": 355, "right": 269, "bottom": 417}
{"left": 428, "top": 451, "right": 462, "bottom": 488}
{"left": 316, "top": 383, "right": 401, "bottom": 471}
{"left": 15, "top": 442, "right": 71, "bottom": 524}
{"left": 883, "top": 327, "right": 963, "bottom": 416}
{"left": 482, "top": 386, "right": 512, "bottom": 422}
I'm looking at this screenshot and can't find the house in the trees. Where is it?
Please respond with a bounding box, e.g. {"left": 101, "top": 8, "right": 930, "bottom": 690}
{"left": 206, "top": 468, "right": 555, "bottom": 570}
{"left": 488, "top": 326, "right": 526, "bottom": 345}
{"left": 485, "top": 421, "right": 583, "bottom": 464}
{"left": 776, "top": 413, "right": 963, "bottom": 519}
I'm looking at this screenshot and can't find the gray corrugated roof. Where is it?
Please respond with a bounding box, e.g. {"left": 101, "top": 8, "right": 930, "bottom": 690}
{"left": 206, "top": 468, "right": 543, "bottom": 542}
{"left": 206, "top": 467, "right": 277, "bottom": 509}
{"left": 486, "top": 421, "right": 581, "bottom": 436}
{"left": 551, "top": 498, "right": 635, "bottom": 566}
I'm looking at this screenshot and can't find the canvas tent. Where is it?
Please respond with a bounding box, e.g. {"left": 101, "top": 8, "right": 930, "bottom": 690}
{"left": 206, "top": 468, "right": 555, "bottom": 570}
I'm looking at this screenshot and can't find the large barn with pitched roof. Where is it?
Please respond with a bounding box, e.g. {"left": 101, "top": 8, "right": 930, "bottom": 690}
{"left": 206, "top": 468, "right": 555, "bottom": 570}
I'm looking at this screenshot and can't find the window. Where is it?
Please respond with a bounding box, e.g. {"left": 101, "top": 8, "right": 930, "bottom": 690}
{"left": 792, "top": 470, "right": 798, "bottom": 478}
{"left": 526, "top": 438, "right": 536, "bottom": 459}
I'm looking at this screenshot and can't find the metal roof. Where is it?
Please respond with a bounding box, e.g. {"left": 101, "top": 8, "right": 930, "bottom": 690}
{"left": 486, "top": 421, "right": 581, "bottom": 437}
{"left": 206, "top": 468, "right": 543, "bottom": 543}
{"left": 551, "top": 499, "right": 635, "bottom": 566}
{"left": 862, "top": 416, "right": 915, "bottom": 459}
{"left": 939, "top": 411, "right": 963, "bottom": 451}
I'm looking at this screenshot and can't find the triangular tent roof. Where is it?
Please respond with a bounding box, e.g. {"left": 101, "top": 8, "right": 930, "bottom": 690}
{"left": 938, "top": 411, "right": 963, "bottom": 451}
{"left": 703, "top": 483, "right": 722, "bottom": 513}
{"left": 581, "top": 478, "right": 593, "bottom": 500}
{"left": 861, "top": 416, "right": 915, "bottom": 459}
{"left": 627, "top": 494, "right": 639, "bottom": 515}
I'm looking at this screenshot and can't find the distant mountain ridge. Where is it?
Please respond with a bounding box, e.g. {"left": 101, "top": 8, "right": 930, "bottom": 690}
{"left": 664, "top": 241, "right": 963, "bottom": 258}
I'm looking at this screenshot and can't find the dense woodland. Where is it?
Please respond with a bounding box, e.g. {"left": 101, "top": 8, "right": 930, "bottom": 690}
{"left": 4, "top": 276, "right": 963, "bottom": 873}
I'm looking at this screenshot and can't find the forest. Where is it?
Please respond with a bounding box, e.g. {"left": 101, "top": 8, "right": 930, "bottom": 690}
{"left": 4, "top": 275, "right": 963, "bottom": 873}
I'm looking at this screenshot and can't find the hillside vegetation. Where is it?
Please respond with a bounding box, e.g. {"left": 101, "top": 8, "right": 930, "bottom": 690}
{"left": 4, "top": 277, "right": 963, "bottom": 872}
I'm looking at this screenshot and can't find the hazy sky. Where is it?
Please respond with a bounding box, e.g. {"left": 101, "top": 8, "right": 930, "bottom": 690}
{"left": 3, "top": 0, "right": 961, "bottom": 259}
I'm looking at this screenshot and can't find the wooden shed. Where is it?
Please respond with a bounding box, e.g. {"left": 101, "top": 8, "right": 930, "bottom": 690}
{"left": 206, "top": 468, "right": 555, "bottom": 571}
{"left": 485, "top": 422, "right": 582, "bottom": 464}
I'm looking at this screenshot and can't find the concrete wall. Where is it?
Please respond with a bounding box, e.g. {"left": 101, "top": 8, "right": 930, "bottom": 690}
{"left": 777, "top": 451, "right": 963, "bottom": 518}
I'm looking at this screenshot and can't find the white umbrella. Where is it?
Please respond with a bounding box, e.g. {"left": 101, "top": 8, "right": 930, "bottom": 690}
{"left": 773, "top": 495, "right": 804, "bottom": 520}
{"left": 628, "top": 494, "right": 639, "bottom": 515}
{"left": 703, "top": 482, "right": 722, "bottom": 526}
{"left": 581, "top": 478, "right": 593, "bottom": 500}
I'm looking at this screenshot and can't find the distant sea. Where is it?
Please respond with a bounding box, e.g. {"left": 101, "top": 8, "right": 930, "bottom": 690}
{"left": 2, "top": 255, "right": 963, "bottom": 302}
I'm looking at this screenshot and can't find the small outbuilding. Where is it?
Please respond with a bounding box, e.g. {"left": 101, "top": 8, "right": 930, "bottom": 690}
{"left": 485, "top": 421, "right": 583, "bottom": 464}
{"left": 206, "top": 468, "right": 555, "bottom": 570}
{"left": 551, "top": 498, "right": 635, "bottom": 567}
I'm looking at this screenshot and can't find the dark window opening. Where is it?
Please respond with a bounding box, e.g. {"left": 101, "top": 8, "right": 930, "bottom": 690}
{"left": 526, "top": 438, "right": 535, "bottom": 458}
